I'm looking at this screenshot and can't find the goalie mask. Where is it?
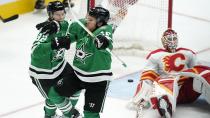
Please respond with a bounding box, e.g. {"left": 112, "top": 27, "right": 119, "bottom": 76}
{"left": 161, "top": 29, "right": 178, "bottom": 53}
{"left": 47, "top": 1, "right": 66, "bottom": 20}
{"left": 88, "top": 7, "right": 110, "bottom": 26}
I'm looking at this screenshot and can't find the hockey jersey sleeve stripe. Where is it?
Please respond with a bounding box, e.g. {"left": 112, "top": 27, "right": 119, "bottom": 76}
{"left": 158, "top": 82, "right": 173, "bottom": 95}
{"left": 193, "top": 65, "right": 210, "bottom": 72}
{"left": 29, "top": 61, "right": 65, "bottom": 74}
{"left": 178, "top": 66, "right": 210, "bottom": 85}
{"left": 74, "top": 70, "right": 113, "bottom": 77}
{"left": 183, "top": 66, "right": 200, "bottom": 74}
{"left": 142, "top": 70, "right": 160, "bottom": 77}
{"left": 141, "top": 70, "right": 160, "bottom": 81}
{"left": 141, "top": 76, "right": 156, "bottom": 81}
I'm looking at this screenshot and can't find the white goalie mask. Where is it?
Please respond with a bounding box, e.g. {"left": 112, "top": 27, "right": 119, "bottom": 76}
{"left": 161, "top": 29, "right": 178, "bottom": 53}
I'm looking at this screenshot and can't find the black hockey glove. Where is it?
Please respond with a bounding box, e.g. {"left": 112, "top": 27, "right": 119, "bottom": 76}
{"left": 36, "top": 21, "right": 49, "bottom": 30}
{"left": 94, "top": 35, "right": 109, "bottom": 50}
{"left": 51, "top": 36, "right": 71, "bottom": 50}
{"left": 37, "top": 20, "right": 60, "bottom": 35}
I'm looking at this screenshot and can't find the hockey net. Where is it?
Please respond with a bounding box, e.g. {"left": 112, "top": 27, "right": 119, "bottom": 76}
{"left": 70, "top": 0, "right": 170, "bottom": 56}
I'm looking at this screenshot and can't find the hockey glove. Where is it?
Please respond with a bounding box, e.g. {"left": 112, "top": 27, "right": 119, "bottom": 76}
{"left": 51, "top": 36, "right": 71, "bottom": 50}
{"left": 36, "top": 20, "right": 50, "bottom": 30}
{"left": 38, "top": 20, "right": 60, "bottom": 35}
{"left": 94, "top": 35, "right": 109, "bottom": 49}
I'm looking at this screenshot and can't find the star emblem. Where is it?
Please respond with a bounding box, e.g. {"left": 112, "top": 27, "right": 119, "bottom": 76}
{"left": 75, "top": 44, "right": 93, "bottom": 64}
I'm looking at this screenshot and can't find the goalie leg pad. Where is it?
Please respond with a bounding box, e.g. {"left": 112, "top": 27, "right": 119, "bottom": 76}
{"left": 193, "top": 71, "right": 210, "bottom": 104}
{"left": 157, "top": 95, "right": 172, "bottom": 118}
{"left": 155, "top": 78, "right": 178, "bottom": 112}
{"left": 126, "top": 81, "right": 153, "bottom": 110}
{"left": 150, "top": 95, "right": 172, "bottom": 118}
{"left": 132, "top": 81, "right": 153, "bottom": 103}
{"left": 193, "top": 76, "right": 203, "bottom": 93}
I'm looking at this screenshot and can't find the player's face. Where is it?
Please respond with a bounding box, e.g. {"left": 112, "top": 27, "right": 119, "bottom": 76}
{"left": 86, "top": 15, "right": 97, "bottom": 31}
{"left": 52, "top": 10, "right": 66, "bottom": 22}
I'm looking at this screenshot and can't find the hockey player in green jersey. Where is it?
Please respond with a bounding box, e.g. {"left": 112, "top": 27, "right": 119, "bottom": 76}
{"left": 29, "top": 1, "right": 80, "bottom": 118}
{"left": 39, "top": 6, "right": 113, "bottom": 118}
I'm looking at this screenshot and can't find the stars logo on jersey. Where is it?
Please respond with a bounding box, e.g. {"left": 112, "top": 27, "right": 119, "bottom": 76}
{"left": 52, "top": 49, "right": 65, "bottom": 62}
{"left": 75, "top": 44, "right": 93, "bottom": 64}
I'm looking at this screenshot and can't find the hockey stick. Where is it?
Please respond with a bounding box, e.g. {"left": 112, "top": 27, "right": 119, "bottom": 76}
{"left": 67, "top": 1, "right": 127, "bottom": 67}
{"left": 136, "top": 102, "right": 143, "bottom": 118}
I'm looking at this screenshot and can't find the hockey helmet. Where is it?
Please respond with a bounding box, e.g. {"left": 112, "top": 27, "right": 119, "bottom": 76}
{"left": 47, "top": 1, "right": 65, "bottom": 19}
{"left": 161, "top": 29, "right": 178, "bottom": 53}
{"left": 88, "top": 7, "right": 110, "bottom": 25}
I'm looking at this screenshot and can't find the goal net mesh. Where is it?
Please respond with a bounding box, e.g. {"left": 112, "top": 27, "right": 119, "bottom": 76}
{"left": 70, "top": 0, "right": 169, "bottom": 56}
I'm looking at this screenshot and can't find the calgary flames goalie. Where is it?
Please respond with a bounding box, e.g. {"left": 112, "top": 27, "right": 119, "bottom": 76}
{"left": 128, "top": 29, "right": 210, "bottom": 118}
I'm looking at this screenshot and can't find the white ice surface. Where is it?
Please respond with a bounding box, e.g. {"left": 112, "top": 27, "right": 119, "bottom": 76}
{"left": 0, "top": 0, "right": 210, "bottom": 117}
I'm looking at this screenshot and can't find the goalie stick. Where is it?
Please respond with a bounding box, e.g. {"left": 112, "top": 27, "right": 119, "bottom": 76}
{"left": 67, "top": 1, "right": 127, "bottom": 67}
{"left": 136, "top": 100, "right": 144, "bottom": 118}
{"left": 1, "top": 14, "right": 19, "bottom": 23}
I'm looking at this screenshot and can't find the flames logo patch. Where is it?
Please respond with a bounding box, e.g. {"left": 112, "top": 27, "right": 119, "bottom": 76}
{"left": 162, "top": 53, "right": 186, "bottom": 72}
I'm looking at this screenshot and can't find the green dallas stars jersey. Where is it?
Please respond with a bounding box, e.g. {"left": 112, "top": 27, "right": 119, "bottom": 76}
{"left": 29, "top": 20, "right": 69, "bottom": 79}
{"left": 68, "top": 19, "right": 113, "bottom": 82}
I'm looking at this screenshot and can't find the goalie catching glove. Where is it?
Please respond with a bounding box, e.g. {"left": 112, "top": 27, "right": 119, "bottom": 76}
{"left": 94, "top": 35, "right": 109, "bottom": 49}
{"left": 36, "top": 20, "right": 60, "bottom": 35}
{"left": 51, "top": 36, "right": 71, "bottom": 50}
